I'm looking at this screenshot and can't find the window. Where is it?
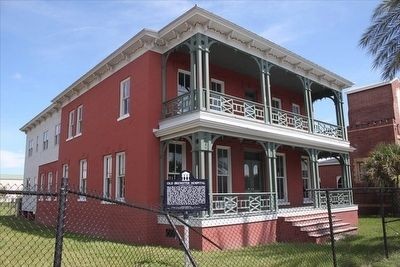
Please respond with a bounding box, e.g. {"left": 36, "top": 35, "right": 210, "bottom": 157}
{"left": 168, "top": 142, "right": 186, "bottom": 180}
{"left": 276, "top": 154, "right": 288, "bottom": 204}
{"left": 103, "top": 155, "right": 112, "bottom": 198}
{"left": 28, "top": 139, "right": 33, "bottom": 157}
{"left": 337, "top": 176, "right": 343, "bottom": 188}
{"left": 36, "top": 136, "right": 39, "bottom": 152}
{"left": 39, "top": 173, "right": 45, "bottom": 201}
{"left": 292, "top": 104, "right": 300, "bottom": 114}
{"left": 272, "top": 97, "right": 281, "bottom": 109}
{"left": 116, "top": 152, "right": 125, "bottom": 200}
{"left": 54, "top": 124, "right": 61, "bottom": 145}
{"left": 178, "top": 70, "right": 191, "bottom": 96}
{"left": 62, "top": 164, "right": 69, "bottom": 179}
{"left": 47, "top": 172, "right": 53, "bottom": 200}
{"left": 211, "top": 79, "right": 224, "bottom": 93}
{"left": 43, "top": 131, "right": 49, "bottom": 150}
{"left": 119, "top": 78, "right": 130, "bottom": 118}
{"left": 79, "top": 159, "right": 87, "bottom": 195}
{"left": 216, "top": 146, "right": 231, "bottom": 193}
{"left": 76, "top": 106, "right": 83, "bottom": 135}
{"left": 68, "top": 110, "right": 75, "bottom": 139}
{"left": 301, "top": 157, "right": 311, "bottom": 202}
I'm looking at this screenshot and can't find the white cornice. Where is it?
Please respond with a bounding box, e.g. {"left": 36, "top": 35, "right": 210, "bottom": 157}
{"left": 345, "top": 77, "right": 399, "bottom": 95}
{"left": 21, "top": 5, "right": 353, "bottom": 132}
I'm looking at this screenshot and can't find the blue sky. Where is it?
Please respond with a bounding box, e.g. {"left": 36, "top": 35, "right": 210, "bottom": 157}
{"left": 0, "top": 0, "right": 381, "bottom": 175}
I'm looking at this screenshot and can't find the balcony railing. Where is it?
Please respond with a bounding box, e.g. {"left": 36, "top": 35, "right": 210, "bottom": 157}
{"left": 163, "top": 91, "right": 197, "bottom": 118}
{"left": 209, "top": 90, "right": 265, "bottom": 121}
{"left": 314, "top": 120, "right": 344, "bottom": 139}
{"left": 211, "top": 192, "right": 275, "bottom": 216}
{"left": 271, "top": 108, "right": 309, "bottom": 131}
{"left": 162, "top": 90, "right": 344, "bottom": 140}
{"left": 318, "top": 190, "right": 352, "bottom": 208}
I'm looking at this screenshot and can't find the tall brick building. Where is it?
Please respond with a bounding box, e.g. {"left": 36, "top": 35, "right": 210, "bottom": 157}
{"left": 347, "top": 78, "right": 400, "bottom": 186}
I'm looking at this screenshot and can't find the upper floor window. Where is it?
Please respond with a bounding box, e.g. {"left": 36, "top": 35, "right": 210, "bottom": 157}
{"left": 292, "top": 103, "right": 300, "bottom": 114}
{"left": 167, "top": 142, "right": 186, "bottom": 180}
{"left": 116, "top": 152, "right": 126, "bottom": 200}
{"left": 103, "top": 155, "right": 112, "bottom": 198}
{"left": 79, "top": 159, "right": 87, "bottom": 195}
{"left": 272, "top": 97, "right": 282, "bottom": 109}
{"left": 62, "top": 164, "right": 69, "bottom": 179}
{"left": 54, "top": 124, "right": 61, "bottom": 145}
{"left": 68, "top": 110, "right": 75, "bottom": 139}
{"left": 43, "top": 131, "right": 49, "bottom": 150}
{"left": 178, "top": 70, "right": 190, "bottom": 96}
{"left": 76, "top": 106, "right": 83, "bottom": 135}
{"left": 119, "top": 78, "right": 130, "bottom": 119}
{"left": 211, "top": 78, "right": 224, "bottom": 93}
{"left": 36, "top": 136, "right": 39, "bottom": 152}
{"left": 28, "top": 139, "right": 33, "bottom": 157}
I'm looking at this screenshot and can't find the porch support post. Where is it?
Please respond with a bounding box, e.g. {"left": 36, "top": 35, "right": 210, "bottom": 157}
{"left": 188, "top": 37, "right": 198, "bottom": 111}
{"left": 333, "top": 90, "right": 347, "bottom": 140}
{"left": 307, "top": 149, "right": 320, "bottom": 208}
{"left": 259, "top": 59, "right": 273, "bottom": 124}
{"left": 159, "top": 141, "right": 168, "bottom": 204}
{"left": 341, "top": 153, "right": 353, "bottom": 204}
{"left": 260, "top": 141, "right": 278, "bottom": 212}
{"left": 196, "top": 34, "right": 204, "bottom": 109}
{"left": 204, "top": 37, "right": 211, "bottom": 111}
{"left": 299, "top": 76, "right": 314, "bottom": 133}
{"left": 192, "top": 132, "right": 215, "bottom": 216}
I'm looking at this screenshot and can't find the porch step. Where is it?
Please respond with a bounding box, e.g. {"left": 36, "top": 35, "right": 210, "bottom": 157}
{"left": 277, "top": 212, "right": 358, "bottom": 244}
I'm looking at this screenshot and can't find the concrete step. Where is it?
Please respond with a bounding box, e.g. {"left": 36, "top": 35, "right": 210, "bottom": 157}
{"left": 308, "top": 226, "right": 358, "bottom": 238}
{"left": 292, "top": 218, "right": 341, "bottom": 227}
{"left": 284, "top": 213, "right": 329, "bottom": 223}
{"left": 300, "top": 222, "right": 350, "bottom": 232}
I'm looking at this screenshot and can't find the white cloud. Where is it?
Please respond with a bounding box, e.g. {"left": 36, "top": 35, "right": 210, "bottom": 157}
{"left": 0, "top": 150, "right": 24, "bottom": 169}
{"left": 12, "top": 72, "right": 22, "bottom": 80}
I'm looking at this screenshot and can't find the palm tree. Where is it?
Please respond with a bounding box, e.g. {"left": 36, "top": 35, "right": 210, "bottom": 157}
{"left": 359, "top": 0, "right": 400, "bottom": 80}
{"left": 364, "top": 143, "right": 400, "bottom": 187}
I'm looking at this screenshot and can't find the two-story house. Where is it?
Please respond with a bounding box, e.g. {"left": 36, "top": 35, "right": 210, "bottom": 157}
{"left": 21, "top": 6, "right": 358, "bottom": 249}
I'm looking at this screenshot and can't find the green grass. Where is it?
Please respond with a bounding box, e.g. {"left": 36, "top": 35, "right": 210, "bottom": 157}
{"left": 0, "top": 203, "right": 399, "bottom": 267}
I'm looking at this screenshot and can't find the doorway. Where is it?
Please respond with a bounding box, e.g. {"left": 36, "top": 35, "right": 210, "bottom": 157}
{"left": 244, "top": 152, "right": 263, "bottom": 192}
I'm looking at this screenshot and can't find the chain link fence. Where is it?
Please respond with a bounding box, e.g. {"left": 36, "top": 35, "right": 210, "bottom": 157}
{"left": 1, "top": 182, "right": 399, "bottom": 267}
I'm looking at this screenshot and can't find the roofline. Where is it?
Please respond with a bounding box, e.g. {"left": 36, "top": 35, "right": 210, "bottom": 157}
{"left": 20, "top": 103, "right": 60, "bottom": 133}
{"left": 345, "top": 77, "right": 399, "bottom": 95}
{"left": 21, "top": 5, "right": 354, "bottom": 132}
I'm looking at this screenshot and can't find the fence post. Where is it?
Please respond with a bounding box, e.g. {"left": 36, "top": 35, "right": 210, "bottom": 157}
{"left": 326, "top": 190, "right": 337, "bottom": 267}
{"left": 380, "top": 188, "right": 389, "bottom": 259}
{"left": 53, "top": 177, "right": 68, "bottom": 267}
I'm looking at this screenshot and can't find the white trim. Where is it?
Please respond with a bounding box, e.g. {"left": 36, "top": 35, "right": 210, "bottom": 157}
{"left": 155, "top": 111, "right": 354, "bottom": 153}
{"left": 215, "top": 145, "right": 232, "bottom": 193}
{"left": 119, "top": 77, "right": 131, "bottom": 118}
{"left": 76, "top": 105, "right": 83, "bottom": 136}
{"left": 117, "top": 114, "right": 130, "bottom": 121}
{"left": 67, "top": 110, "right": 75, "bottom": 139}
{"left": 177, "top": 69, "right": 191, "bottom": 96}
{"left": 157, "top": 213, "right": 277, "bottom": 228}
{"left": 115, "top": 152, "right": 126, "bottom": 201}
{"left": 103, "top": 155, "right": 112, "bottom": 198}
{"left": 345, "top": 78, "right": 398, "bottom": 95}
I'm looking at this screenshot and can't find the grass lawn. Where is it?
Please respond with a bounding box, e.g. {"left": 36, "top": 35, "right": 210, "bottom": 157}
{"left": 0, "top": 203, "right": 399, "bottom": 267}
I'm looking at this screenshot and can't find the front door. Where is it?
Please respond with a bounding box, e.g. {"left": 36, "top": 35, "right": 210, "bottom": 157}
{"left": 244, "top": 152, "right": 263, "bottom": 192}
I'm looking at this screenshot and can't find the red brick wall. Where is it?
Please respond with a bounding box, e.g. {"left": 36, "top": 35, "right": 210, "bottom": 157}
{"left": 319, "top": 164, "right": 341, "bottom": 189}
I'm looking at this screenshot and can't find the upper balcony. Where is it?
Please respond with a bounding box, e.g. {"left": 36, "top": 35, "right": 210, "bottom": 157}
{"left": 156, "top": 34, "right": 348, "bottom": 149}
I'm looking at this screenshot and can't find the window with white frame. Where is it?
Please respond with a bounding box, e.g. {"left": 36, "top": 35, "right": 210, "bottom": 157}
{"left": 54, "top": 171, "right": 58, "bottom": 200}
{"left": 79, "top": 159, "right": 87, "bottom": 194}
{"left": 62, "top": 164, "right": 69, "bottom": 179}
{"left": 103, "top": 155, "right": 112, "bottom": 198}
{"left": 216, "top": 146, "right": 231, "bottom": 193}
{"left": 276, "top": 154, "right": 288, "bottom": 203}
{"left": 211, "top": 78, "right": 224, "bottom": 93}
{"left": 272, "top": 97, "right": 282, "bottom": 109}
{"left": 178, "top": 70, "right": 191, "bottom": 96}
{"left": 36, "top": 136, "right": 39, "bottom": 152}
{"left": 39, "top": 173, "right": 45, "bottom": 200}
{"left": 119, "top": 78, "right": 130, "bottom": 118}
{"left": 28, "top": 139, "right": 33, "bottom": 157}
{"left": 168, "top": 142, "right": 186, "bottom": 180}
{"left": 47, "top": 172, "right": 53, "bottom": 200}
{"left": 54, "top": 124, "right": 61, "bottom": 145}
{"left": 76, "top": 105, "right": 83, "bottom": 135}
{"left": 301, "top": 157, "right": 311, "bottom": 202}
{"left": 26, "top": 177, "right": 32, "bottom": 191}
{"left": 292, "top": 103, "right": 300, "bottom": 114}
{"left": 337, "top": 176, "right": 343, "bottom": 188}
{"left": 116, "top": 152, "right": 125, "bottom": 200}
{"left": 43, "top": 130, "right": 49, "bottom": 150}
{"left": 68, "top": 110, "right": 75, "bottom": 139}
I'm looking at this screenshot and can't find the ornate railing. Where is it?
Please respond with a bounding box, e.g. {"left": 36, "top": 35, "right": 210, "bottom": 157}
{"left": 314, "top": 120, "right": 343, "bottom": 139}
{"left": 211, "top": 192, "right": 274, "bottom": 216}
{"left": 208, "top": 90, "right": 265, "bottom": 121}
{"left": 271, "top": 108, "right": 309, "bottom": 131}
{"left": 318, "top": 190, "right": 352, "bottom": 208}
{"left": 162, "top": 90, "right": 197, "bottom": 118}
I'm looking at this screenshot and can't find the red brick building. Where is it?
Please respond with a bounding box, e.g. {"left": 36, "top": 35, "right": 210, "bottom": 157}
{"left": 21, "top": 6, "right": 358, "bottom": 249}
